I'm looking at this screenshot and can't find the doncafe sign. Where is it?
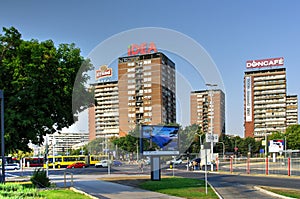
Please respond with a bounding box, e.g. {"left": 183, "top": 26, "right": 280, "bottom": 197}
{"left": 127, "top": 42, "right": 157, "bottom": 56}
{"left": 246, "top": 57, "right": 284, "bottom": 69}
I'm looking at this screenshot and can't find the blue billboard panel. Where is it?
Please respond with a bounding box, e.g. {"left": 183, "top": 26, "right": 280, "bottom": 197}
{"left": 140, "top": 125, "right": 179, "bottom": 156}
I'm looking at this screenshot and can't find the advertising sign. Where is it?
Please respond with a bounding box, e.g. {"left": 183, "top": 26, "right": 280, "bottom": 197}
{"left": 95, "top": 65, "right": 112, "bottom": 79}
{"left": 127, "top": 42, "right": 157, "bottom": 56}
{"left": 246, "top": 57, "right": 284, "bottom": 69}
{"left": 140, "top": 125, "right": 179, "bottom": 156}
{"left": 245, "top": 76, "right": 252, "bottom": 122}
{"left": 269, "top": 140, "right": 284, "bottom": 153}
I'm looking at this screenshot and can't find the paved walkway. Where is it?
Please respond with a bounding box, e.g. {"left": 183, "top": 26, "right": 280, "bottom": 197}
{"left": 54, "top": 174, "right": 184, "bottom": 199}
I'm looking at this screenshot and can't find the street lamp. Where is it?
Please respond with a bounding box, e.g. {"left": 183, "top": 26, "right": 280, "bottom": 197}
{"left": 206, "top": 83, "right": 217, "bottom": 171}
{"left": 195, "top": 133, "right": 205, "bottom": 155}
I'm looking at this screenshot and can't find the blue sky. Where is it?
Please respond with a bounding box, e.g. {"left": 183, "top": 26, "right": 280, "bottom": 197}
{"left": 1, "top": 1, "right": 300, "bottom": 137}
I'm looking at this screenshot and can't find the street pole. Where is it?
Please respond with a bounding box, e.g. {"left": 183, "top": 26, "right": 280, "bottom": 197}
{"left": 206, "top": 83, "right": 217, "bottom": 171}
{"left": 53, "top": 134, "right": 55, "bottom": 169}
{"left": 0, "top": 90, "right": 5, "bottom": 183}
{"left": 265, "top": 132, "right": 267, "bottom": 158}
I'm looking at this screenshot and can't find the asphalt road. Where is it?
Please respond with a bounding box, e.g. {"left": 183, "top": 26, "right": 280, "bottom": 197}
{"left": 5, "top": 163, "right": 300, "bottom": 198}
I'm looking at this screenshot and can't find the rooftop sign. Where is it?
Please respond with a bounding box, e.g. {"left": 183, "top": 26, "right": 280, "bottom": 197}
{"left": 95, "top": 65, "right": 112, "bottom": 79}
{"left": 127, "top": 42, "right": 157, "bottom": 56}
{"left": 246, "top": 57, "right": 284, "bottom": 69}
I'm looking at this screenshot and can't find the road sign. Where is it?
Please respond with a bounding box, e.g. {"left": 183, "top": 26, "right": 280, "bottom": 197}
{"left": 205, "top": 134, "right": 218, "bottom": 143}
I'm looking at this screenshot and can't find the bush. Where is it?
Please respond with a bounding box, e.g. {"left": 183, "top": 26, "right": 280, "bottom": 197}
{"left": 0, "top": 183, "right": 42, "bottom": 198}
{"left": 30, "top": 168, "right": 51, "bottom": 188}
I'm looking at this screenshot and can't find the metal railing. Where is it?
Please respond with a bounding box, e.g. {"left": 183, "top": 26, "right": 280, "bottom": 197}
{"left": 216, "top": 157, "right": 300, "bottom": 176}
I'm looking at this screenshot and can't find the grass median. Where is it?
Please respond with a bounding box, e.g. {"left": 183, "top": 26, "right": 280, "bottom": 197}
{"left": 261, "top": 186, "right": 300, "bottom": 199}
{"left": 101, "top": 176, "right": 219, "bottom": 199}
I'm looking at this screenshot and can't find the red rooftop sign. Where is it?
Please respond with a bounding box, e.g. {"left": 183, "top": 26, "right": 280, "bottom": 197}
{"left": 96, "top": 65, "right": 112, "bottom": 79}
{"left": 246, "top": 57, "right": 284, "bottom": 69}
{"left": 127, "top": 42, "right": 157, "bottom": 56}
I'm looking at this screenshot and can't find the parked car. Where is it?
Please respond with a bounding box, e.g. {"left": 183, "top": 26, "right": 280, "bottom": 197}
{"left": 95, "top": 160, "right": 110, "bottom": 168}
{"left": 67, "top": 162, "right": 86, "bottom": 169}
{"left": 4, "top": 163, "right": 20, "bottom": 170}
{"left": 112, "top": 160, "right": 122, "bottom": 166}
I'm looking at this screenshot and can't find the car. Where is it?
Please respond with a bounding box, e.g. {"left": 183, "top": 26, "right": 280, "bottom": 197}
{"left": 4, "top": 163, "right": 20, "bottom": 170}
{"left": 112, "top": 160, "right": 122, "bottom": 166}
{"left": 95, "top": 160, "right": 110, "bottom": 168}
{"left": 166, "top": 158, "right": 183, "bottom": 165}
{"left": 66, "top": 162, "right": 86, "bottom": 169}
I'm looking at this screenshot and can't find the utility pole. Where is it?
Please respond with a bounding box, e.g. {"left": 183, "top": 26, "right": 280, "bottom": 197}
{"left": 206, "top": 83, "right": 217, "bottom": 171}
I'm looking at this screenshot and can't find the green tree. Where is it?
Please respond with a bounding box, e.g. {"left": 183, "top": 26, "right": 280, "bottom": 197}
{"left": 285, "top": 125, "right": 300, "bottom": 150}
{"left": 0, "top": 27, "right": 93, "bottom": 152}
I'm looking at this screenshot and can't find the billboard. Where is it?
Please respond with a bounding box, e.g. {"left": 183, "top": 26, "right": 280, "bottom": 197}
{"left": 245, "top": 76, "right": 252, "bottom": 122}
{"left": 140, "top": 125, "right": 179, "bottom": 156}
{"left": 246, "top": 57, "right": 284, "bottom": 69}
{"left": 269, "top": 140, "right": 284, "bottom": 153}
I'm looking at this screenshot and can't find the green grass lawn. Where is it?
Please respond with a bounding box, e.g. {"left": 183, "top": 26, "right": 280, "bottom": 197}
{"left": 139, "top": 177, "right": 219, "bottom": 199}
{"left": 39, "top": 189, "right": 91, "bottom": 199}
{"left": 262, "top": 187, "right": 300, "bottom": 199}
{"left": 0, "top": 183, "right": 90, "bottom": 199}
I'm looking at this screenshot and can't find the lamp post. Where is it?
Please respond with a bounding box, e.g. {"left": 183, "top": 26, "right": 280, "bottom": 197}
{"left": 195, "top": 133, "right": 204, "bottom": 156}
{"left": 0, "top": 90, "right": 5, "bottom": 183}
{"left": 206, "top": 83, "right": 217, "bottom": 171}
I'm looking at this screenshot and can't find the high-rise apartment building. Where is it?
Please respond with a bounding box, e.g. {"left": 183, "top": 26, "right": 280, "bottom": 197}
{"left": 286, "top": 95, "right": 298, "bottom": 126}
{"left": 190, "top": 89, "right": 225, "bottom": 136}
{"left": 88, "top": 81, "right": 119, "bottom": 139}
{"left": 244, "top": 57, "right": 298, "bottom": 138}
{"left": 118, "top": 52, "right": 176, "bottom": 136}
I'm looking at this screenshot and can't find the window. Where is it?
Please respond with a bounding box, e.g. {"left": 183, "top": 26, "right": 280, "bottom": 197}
{"left": 128, "top": 85, "right": 135, "bottom": 89}
{"left": 144, "top": 66, "right": 151, "bottom": 71}
{"left": 144, "top": 72, "right": 151, "bottom": 76}
{"left": 128, "top": 90, "right": 135, "bottom": 95}
{"left": 143, "top": 60, "right": 151, "bottom": 64}
{"left": 128, "top": 79, "right": 135, "bottom": 84}
{"left": 128, "top": 62, "right": 135, "bottom": 66}
{"left": 144, "top": 77, "right": 151, "bottom": 82}
{"left": 128, "top": 73, "right": 135, "bottom": 78}
{"left": 127, "top": 68, "right": 135, "bottom": 72}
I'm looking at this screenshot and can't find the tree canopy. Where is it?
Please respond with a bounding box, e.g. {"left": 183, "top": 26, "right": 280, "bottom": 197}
{"left": 0, "top": 27, "right": 93, "bottom": 152}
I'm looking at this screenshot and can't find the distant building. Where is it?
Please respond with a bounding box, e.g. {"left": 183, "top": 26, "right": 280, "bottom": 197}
{"left": 118, "top": 52, "right": 176, "bottom": 136}
{"left": 286, "top": 95, "right": 298, "bottom": 126}
{"left": 244, "top": 57, "right": 298, "bottom": 138}
{"left": 47, "top": 132, "right": 89, "bottom": 155}
{"left": 88, "top": 81, "right": 119, "bottom": 140}
{"left": 190, "top": 89, "right": 225, "bottom": 136}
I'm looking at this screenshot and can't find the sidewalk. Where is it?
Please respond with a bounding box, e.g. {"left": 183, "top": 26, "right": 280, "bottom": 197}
{"left": 54, "top": 174, "right": 185, "bottom": 199}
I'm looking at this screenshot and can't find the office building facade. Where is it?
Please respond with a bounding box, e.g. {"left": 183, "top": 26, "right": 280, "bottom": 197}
{"left": 190, "top": 89, "right": 225, "bottom": 136}
{"left": 118, "top": 52, "right": 176, "bottom": 136}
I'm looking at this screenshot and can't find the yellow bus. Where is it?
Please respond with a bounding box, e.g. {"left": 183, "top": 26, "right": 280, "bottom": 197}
{"left": 44, "top": 155, "right": 86, "bottom": 168}
{"left": 88, "top": 155, "right": 108, "bottom": 166}
{"left": 43, "top": 155, "right": 108, "bottom": 168}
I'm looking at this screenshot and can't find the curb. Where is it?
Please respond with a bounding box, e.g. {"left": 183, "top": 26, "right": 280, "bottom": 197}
{"left": 70, "top": 187, "right": 99, "bottom": 199}
{"left": 254, "top": 186, "right": 296, "bottom": 199}
{"left": 207, "top": 181, "right": 223, "bottom": 199}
